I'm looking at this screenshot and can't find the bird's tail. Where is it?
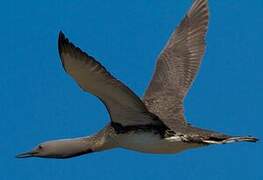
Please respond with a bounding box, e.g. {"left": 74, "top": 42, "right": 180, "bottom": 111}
{"left": 202, "top": 136, "right": 258, "bottom": 144}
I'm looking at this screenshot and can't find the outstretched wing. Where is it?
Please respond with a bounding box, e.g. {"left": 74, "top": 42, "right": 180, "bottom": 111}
{"left": 58, "top": 32, "right": 158, "bottom": 126}
{"left": 143, "top": 0, "right": 209, "bottom": 128}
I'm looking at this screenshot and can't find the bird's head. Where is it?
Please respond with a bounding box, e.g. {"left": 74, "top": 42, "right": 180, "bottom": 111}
{"left": 16, "top": 138, "right": 94, "bottom": 159}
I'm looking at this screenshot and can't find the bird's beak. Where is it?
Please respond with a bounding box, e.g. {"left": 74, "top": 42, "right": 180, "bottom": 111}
{"left": 16, "top": 150, "right": 37, "bottom": 158}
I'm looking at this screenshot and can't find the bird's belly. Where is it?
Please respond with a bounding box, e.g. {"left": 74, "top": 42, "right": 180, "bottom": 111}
{"left": 114, "top": 132, "right": 203, "bottom": 154}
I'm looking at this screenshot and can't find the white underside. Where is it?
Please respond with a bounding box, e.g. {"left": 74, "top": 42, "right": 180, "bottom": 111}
{"left": 113, "top": 132, "right": 204, "bottom": 154}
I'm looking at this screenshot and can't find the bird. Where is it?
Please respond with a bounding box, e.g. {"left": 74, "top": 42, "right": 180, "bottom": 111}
{"left": 17, "top": 0, "right": 257, "bottom": 159}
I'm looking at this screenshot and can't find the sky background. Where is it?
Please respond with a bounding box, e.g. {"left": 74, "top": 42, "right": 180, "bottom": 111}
{"left": 1, "top": 0, "right": 263, "bottom": 179}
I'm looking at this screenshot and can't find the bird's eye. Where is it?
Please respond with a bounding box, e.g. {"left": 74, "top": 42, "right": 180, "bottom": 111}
{"left": 38, "top": 145, "right": 43, "bottom": 149}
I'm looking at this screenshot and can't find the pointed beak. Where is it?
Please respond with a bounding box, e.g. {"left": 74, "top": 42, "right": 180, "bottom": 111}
{"left": 16, "top": 150, "right": 37, "bottom": 158}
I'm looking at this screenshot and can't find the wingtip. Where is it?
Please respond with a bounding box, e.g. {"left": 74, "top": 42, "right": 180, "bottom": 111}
{"left": 59, "top": 31, "right": 65, "bottom": 41}
{"left": 59, "top": 30, "right": 64, "bottom": 35}
{"left": 58, "top": 30, "right": 69, "bottom": 70}
{"left": 58, "top": 31, "right": 67, "bottom": 56}
{"left": 190, "top": 0, "right": 209, "bottom": 16}
{"left": 193, "top": 0, "right": 208, "bottom": 6}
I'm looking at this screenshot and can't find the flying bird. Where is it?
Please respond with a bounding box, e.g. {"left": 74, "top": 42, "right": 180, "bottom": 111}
{"left": 17, "top": 0, "right": 257, "bottom": 159}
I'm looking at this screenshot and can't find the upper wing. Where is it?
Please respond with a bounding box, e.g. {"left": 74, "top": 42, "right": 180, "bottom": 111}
{"left": 58, "top": 32, "right": 158, "bottom": 126}
{"left": 143, "top": 0, "right": 209, "bottom": 128}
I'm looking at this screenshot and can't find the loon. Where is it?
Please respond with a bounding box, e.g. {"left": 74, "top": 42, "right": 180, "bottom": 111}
{"left": 17, "top": 0, "right": 257, "bottom": 159}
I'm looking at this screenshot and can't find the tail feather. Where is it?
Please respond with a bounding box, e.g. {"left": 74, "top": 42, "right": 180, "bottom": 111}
{"left": 222, "top": 136, "right": 258, "bottom": 144}
{"left": 202, "top": 136, "right": 258, "bottom": 144}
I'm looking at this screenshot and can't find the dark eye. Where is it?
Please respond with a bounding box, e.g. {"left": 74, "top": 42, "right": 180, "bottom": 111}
{"left": 38, "top": 145, "right": 43, "bottom": 149}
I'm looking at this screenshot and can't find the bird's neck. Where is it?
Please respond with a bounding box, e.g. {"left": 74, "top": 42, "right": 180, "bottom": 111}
{"left": 58, "top": 137, "right": 97, "bottom": 158}
{"left": 79, "top": 132, "right": 114, "bottom": 153}
{"left": 49, "top": 128, "right": 116, "bottom": 158}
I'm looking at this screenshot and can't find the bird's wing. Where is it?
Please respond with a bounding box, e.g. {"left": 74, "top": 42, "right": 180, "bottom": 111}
{"left": 58, "top": 32, "right": 159, "bottom": 126}
{"left": 143, "top": 0, "right": 209, "bottom": 128}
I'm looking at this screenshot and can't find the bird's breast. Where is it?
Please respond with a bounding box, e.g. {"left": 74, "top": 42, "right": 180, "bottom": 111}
{"left": 114, "top": 131, "right": 203, "bottom": 154}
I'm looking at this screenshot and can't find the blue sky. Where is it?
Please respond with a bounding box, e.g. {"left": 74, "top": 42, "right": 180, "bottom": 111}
{"left": 1, "top": 0, "right": 262, "bottom": 179}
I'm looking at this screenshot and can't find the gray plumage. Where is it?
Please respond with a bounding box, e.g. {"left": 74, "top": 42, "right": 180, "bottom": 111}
{"left": 17, "top": 0, "right": 257, "bottom": 159}
{"left": 144, "top": 0, "right": 208, "bottom": 127}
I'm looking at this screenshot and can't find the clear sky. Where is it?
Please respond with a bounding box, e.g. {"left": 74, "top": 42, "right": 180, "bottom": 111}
{"left": 1, "top": 0, "right": 262, "bottom": 179}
